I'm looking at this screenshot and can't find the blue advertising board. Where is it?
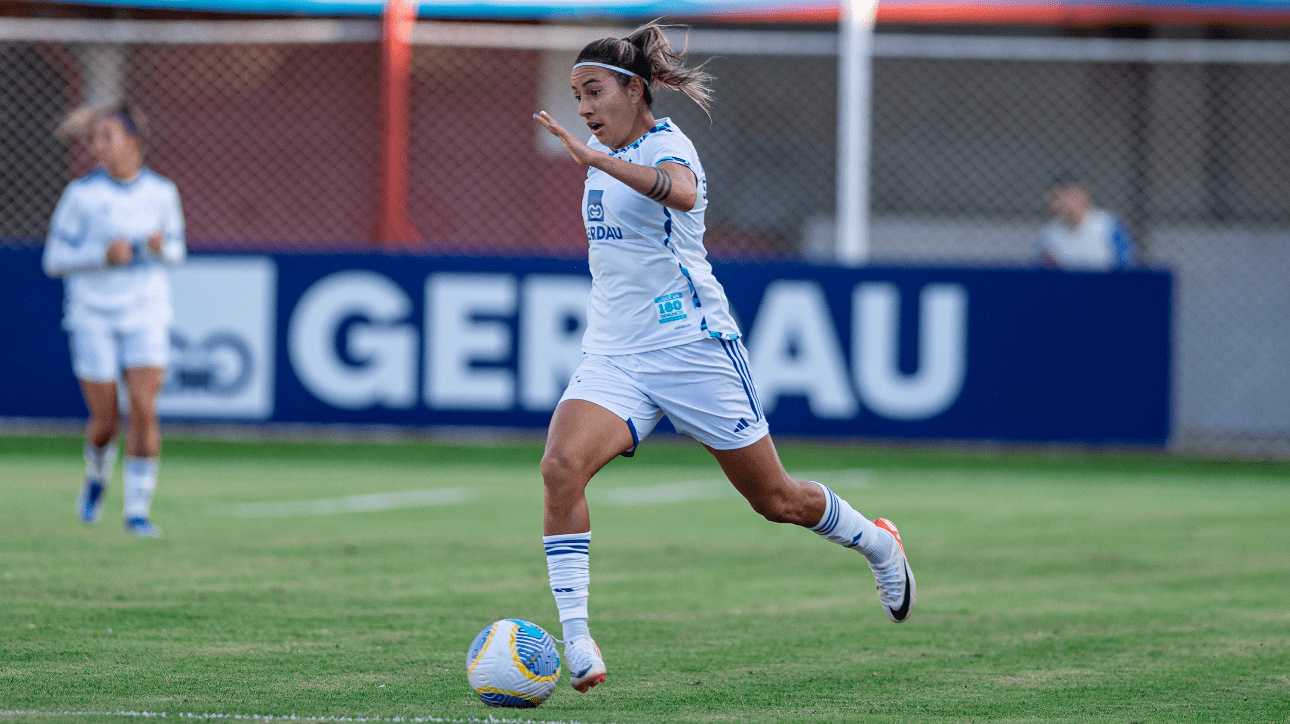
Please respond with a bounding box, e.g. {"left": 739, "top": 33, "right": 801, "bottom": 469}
{"left": 0, "top": 248, "right": 1170, "bottom": 444}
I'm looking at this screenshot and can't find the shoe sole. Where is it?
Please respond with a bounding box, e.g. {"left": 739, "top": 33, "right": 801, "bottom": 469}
{"left": 873, "top": 518, "right": 916, "bottom": 623}
{"left": 569, "top": 639, "right": 606, "bottom": 693}
{"left": 572, "top": 672, "right": 606, "bottom": 693}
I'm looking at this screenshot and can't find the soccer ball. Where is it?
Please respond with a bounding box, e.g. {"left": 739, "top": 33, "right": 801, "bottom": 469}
{"left": 465, "top": 619, "right": 561, "bottom": 708}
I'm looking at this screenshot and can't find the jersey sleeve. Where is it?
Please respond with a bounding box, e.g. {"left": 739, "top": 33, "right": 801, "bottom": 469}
{"left": 157, "top": 180, "right": 187, "bottom": 266}
{"left": 648, "top": 131, "right": 699, "bottom": 172}
{"left": 42, "top": 183, "right": 105, "bottom": 277}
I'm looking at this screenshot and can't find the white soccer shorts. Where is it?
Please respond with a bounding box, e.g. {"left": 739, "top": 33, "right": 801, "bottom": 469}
{"left": 69, "top": 322, "right": 170, "bottom": 383}
{"left": 558, "top": 336, "right": 769, "bottom": 453}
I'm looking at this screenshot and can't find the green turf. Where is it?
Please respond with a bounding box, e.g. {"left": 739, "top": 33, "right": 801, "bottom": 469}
{"left": 2, "top": 435, "right": 1288, "bottom": 723}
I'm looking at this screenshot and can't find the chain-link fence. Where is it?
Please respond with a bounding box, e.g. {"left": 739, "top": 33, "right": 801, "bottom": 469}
{"left": 1, "top": 19, "right": 1287, "bottom": 452}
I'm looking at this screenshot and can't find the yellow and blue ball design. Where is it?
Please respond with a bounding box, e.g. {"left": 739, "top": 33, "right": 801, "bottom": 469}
{"left": 465, "top": 619, "right": 561, "bottom": 708}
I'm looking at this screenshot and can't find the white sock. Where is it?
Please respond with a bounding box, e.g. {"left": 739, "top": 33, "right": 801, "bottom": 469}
{"left": 544, "top": 532, "right": 591, "bottom": 626}
{"left": 123, "top": 456, "right": 158, "bottom": 520}
{"left": 84, "top": 440, "right": 117, "bottom": 482}
{"left": 810, "top": 482, "right": 893, "bottom": 564}
{"left": 561, "top": 618, "right": 590, "bottom": 643}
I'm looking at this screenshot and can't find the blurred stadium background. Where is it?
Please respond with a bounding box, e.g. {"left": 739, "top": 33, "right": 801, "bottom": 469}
{"left": 1, "top": 0, "right": 1287, "bottom": 455}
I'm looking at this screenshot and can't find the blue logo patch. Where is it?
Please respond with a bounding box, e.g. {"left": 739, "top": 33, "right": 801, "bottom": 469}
{"left": 586, "top": 190, "right": 604, "bottom": 221}
{"left": 654, "top": 292, "right": 687, "bottom": 324}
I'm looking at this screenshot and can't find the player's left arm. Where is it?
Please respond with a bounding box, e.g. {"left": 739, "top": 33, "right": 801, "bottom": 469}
{"left": 597, "top": 157, "right": 697, "bottom": 212}
{"left": 532, "top": 111, "right": 697, "bottom": 211}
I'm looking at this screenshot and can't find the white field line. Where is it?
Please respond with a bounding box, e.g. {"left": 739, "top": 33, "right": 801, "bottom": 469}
{"left": 589, "top": 469, "right": 870, "bottom": 506}
{"left": 216, "top": 470, "right": 869, "bottom": 516}
{"left": 0, "top": 711, "right": 626, "bottom": 724}
{"left": 589, "top": 480, "right": 735, "bottom": 506}
{"left": 224, "top": 488, "right": 473, "bottom": 518}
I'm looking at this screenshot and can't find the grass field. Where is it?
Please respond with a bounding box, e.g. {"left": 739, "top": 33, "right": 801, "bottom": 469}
{"left": 2, "top": 434, "right": 1288, "bottom": 724}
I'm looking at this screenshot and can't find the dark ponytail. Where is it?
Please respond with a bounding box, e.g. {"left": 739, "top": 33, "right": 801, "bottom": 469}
{"left": 575, "top": 21, "right": 714, "bottom": 116}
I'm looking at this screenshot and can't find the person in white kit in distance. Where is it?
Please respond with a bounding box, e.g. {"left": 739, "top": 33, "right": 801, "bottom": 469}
{"left": 532, "top": 21, "right": 916, "bottom": 694}
{"left": 1035, "top": 176, "right": 1136, "bottom": 271}
{"left": 43, "top": 102, "right": 186, "bottom": 538}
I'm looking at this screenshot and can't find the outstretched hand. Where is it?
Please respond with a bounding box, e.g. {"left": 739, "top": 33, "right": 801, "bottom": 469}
{"left": 533, "top": 111, "right": 602, "bottom": 167}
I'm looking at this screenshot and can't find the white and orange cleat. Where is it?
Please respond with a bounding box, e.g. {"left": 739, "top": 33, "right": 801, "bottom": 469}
{"left": 563, "top": 636, "right": 606, "bottom": 692}
{"left": 869, "top": 518, "right": 916, "bottom": 623}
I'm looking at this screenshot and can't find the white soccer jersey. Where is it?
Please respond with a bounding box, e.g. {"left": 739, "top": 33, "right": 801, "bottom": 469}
{"left": 580, "top": 118, "right": 740, "bottom": 355}
{"left": 43, "top": 167, "right": 186, "bottom": 330}
{"left": 1036, "top": 208, "right": 1135, "bottom": 271}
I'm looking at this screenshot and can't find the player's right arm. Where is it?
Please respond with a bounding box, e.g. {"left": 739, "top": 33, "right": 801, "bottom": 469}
{"left": 42, "top": 184, "right": 129, "bottom": 277}
{"left": 533, "top": 111, "right": 698, "bottom": 212}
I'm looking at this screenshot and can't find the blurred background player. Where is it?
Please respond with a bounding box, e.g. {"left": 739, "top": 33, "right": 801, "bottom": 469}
{"left": 533, "top": 22, "right": 914, "bottom": 694}
{"left": 1035, "top": 175, "right": 1136, "bottom": 271}
{"left": 42, "top": 101, "right": 186, "bottom": 538}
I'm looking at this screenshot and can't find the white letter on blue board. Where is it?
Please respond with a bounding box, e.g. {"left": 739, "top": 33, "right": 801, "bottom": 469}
{"left": 425, "top": 273, "right": 517, "bottom": 410}
{"left": 520, "top": 275, "right": 591, "bottom": 412}
{"left": 287, "top": 270, "right": 417, "bottom": 410}
{"left": 853, "top": 282, "right": 967, "bottom": 420}
{"left": 746, "top": 279, "right": 858, "bottom": 419}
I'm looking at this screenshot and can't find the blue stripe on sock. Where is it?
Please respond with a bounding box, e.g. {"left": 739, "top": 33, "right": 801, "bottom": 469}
{"left": 826, "top": 488, "right": 841, "bottom": 533}
{"left": 811, "top": 485, "right": 840, "bottom": 535}
{"left": 544, "top": 535, "right": 591, "bottom": 557}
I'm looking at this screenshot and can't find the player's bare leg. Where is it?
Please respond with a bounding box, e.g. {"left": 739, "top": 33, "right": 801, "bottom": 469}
{"left": 121, "top": 366, "right": 165, "bottom": 537}
{"left": 540, "top": 399, "right": 632, "bottom": 692}
{"left": 122, "top": 366, "right": 163, "bottom": 458}
{"left": 709, "top": 434, "right": 916, "bottom": 623}
{"left": 706, "top": 434, "right": 825, "bottom": 525}
{"left": 76, "top": 380, "right": 121, "bottom": 525}
{"left": 541, "top": 399, "right": 632, "bottom": 536}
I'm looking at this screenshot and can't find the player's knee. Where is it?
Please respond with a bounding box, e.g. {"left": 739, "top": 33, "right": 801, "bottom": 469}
{"left": 87, "top": 413, "right": 119, "bottom": 445}
{"left": 540, "top": 449, "right": 590, "bottom": 490}
{"left": 130, "top": 404, "right": 157, "bottom": 423}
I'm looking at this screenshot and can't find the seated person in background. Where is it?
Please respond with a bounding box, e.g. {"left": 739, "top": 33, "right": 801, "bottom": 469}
{"left": 1035, "top": 176, "right": 1136, "bottom": 271}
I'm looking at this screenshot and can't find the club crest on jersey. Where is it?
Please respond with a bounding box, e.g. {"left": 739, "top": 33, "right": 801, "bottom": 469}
{"left": 586, "top": 190, "right": 604, "bottom": 222}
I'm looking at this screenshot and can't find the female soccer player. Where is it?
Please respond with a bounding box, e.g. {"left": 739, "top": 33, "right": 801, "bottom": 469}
{"left": 43, "top": 102, "right": 186, "bottom": 538}
{"left": 532, "top": 22, "right": 915, "bottom": 693}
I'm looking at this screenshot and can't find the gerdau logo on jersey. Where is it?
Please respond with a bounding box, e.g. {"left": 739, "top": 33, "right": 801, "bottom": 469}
{"left": 587, "top": 225, "right": 624, "bottom": 241}
{"left": 586, "top": 190, "right": 604, "bottom": 221}
{"left": 585, "top": 189, "right": 623, "bottom": 240}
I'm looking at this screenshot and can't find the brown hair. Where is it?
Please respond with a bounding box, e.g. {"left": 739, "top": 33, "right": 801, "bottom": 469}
{"left": 56, "top": 100, "right": 149, "bottom": 147}
{"left": 576, "top": 21, "right": 714, "bottom": 116}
